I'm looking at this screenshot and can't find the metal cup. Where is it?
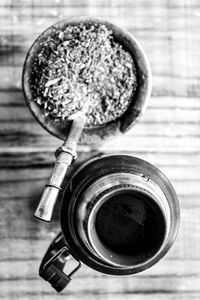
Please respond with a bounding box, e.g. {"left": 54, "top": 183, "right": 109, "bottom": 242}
{"left": 60, "top": 154, "right": 180, "bottom": 276}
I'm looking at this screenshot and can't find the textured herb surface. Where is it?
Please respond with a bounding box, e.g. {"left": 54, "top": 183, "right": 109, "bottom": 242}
{"left": 31, "top": 23, "right": 138, "bottom": 127}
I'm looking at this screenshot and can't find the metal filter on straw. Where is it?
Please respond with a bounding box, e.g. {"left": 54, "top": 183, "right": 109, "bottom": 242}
{"left": 22, "top": 17, "right": 152, "bottom": 222}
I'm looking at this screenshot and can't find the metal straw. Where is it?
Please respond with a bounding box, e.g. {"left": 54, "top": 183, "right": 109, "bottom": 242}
{"left": 34, "top": 112, "right": 87, "bottom": 222}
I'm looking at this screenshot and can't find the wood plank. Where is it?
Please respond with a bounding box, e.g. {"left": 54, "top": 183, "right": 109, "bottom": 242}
{"left": 1, "top": 259, "right": 200, "bottom": 279}
{"left": 0, "top": 5, "right": 199, "bottom": 31}
{"left": 0, "top": 287, "right": 199, "bottom": 300}
{"left": 0, "top": 149, "right": 200, "bottom": 184}
{"left": 0, "top": 105, "right": 199, "bottom": 123}
{"left": 0, "top": 122, "right": 200, "bottom": 151}
{"left": 99, "top": 136, "right": 200, "bottom": 152}
{"left": 1, "top": 173, "right": 200, "bottom": 200}
{"left": 0, "top": 150, "right": 200, "bottom": 168}
{"left": 0, "top": 145, "right": 199, "bottom": 154}
{"left": 0, "top": 271, "right": 199, "bottom": 297}
{"left": 0, "top": 187, "right": 199, "bottom": 259}
{"left": 0, "top": 3, "right": 199, "bottom": 97}
{"left": 1, "top": 91, "right": 200, "bottom": 109}
{"left": 1, "top": 171, "right": 200, "bottom": 200}
{"left": 1, "top": 161, "right": 200, "bottom": 182}
{"left": 0, "top": 148, "right": 200, "bottom": 178}
{"left": 0, "top": 107, "right": 199, "bottom": 148}
{"left": 0, "top": 231, "right": 199, "bottom": 262}
{"left": 0, "top": 270, "right": 199, "bottom": 299}
{"left": 1, "top": 70, "right": 199, "bottom": 97}
{"left": 2, "top": 121, "right": 200, "bottom": 137}
{"left": 0, "top": 9, "right": 199, "bottom": 28}
{"left": 1, "top": 36, "right": 199, "bottom": 80}
{"left": 0, "top": 292, "right": 197, "bottom": 300}
{"left": 1, "top": 0, "right": 200, "bottom": 7}
{"left": 0, "top": 25, "right": 199, "bottom": 54}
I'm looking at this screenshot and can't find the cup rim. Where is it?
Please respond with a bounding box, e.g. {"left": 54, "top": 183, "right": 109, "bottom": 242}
{"left": 87, "top": 185, "right": 168, "bottom": 268}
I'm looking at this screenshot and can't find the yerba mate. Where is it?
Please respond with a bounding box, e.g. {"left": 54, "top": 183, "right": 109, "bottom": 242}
{"left": 31, "top": 23, "right": 137, "bottom": 127}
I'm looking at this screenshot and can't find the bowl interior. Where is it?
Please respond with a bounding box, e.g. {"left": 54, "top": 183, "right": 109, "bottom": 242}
{"left": 22, "top": 17, "right": 152, "bottom": 144}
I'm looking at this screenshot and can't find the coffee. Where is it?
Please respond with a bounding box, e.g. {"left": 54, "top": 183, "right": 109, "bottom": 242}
{"left": 95, "top": 190, "right": 166, "bottom": 260}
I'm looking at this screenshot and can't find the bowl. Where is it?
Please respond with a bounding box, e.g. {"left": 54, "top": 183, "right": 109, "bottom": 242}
{"left": 22, "top": 16, "right": 152, "bottom": 144}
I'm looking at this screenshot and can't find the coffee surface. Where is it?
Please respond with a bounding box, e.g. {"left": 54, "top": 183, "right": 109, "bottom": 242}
{"left": 95, "top": 191, "right": 166, "bottom": 257}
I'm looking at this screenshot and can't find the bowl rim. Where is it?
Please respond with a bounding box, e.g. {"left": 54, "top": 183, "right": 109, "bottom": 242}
{"left": 22, "top": 16, "right": 152, "bottom": 144}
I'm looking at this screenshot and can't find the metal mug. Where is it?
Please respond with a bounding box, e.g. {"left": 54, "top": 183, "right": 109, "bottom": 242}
{"left": 40, "top": 154, "right": 180, "bottom": 292}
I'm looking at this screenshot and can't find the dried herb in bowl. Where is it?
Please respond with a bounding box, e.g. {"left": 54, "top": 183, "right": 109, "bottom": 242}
{"left": 31, "top": 23, "right": 138, "bottom": 128}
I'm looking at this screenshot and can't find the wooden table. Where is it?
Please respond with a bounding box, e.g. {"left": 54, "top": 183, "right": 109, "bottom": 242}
{"left": 0, "top": 0, "right": 200, "bottom": 299}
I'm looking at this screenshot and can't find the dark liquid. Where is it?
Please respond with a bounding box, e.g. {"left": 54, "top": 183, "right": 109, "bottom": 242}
{"left": 95, "top": 191, "right": 166, "bottom": 257}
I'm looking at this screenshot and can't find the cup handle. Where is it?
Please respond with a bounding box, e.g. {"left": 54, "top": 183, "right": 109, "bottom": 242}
{"left": 39, "top": 232, "right": 82, "bottom": 293}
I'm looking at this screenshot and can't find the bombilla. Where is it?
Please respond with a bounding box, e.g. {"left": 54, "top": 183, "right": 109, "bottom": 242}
{"left": 34, "top": 113, "right": 86, "bottom": 222}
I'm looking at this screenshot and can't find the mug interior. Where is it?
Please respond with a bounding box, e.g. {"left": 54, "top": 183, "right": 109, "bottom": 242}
{"left": 88, "top": 189, "right": 166, "bottom": 266}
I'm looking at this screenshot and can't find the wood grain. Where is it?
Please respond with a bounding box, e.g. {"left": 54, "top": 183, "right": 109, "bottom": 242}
{"left": 0, "top": 0, "right": 200, "bottom": 299}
